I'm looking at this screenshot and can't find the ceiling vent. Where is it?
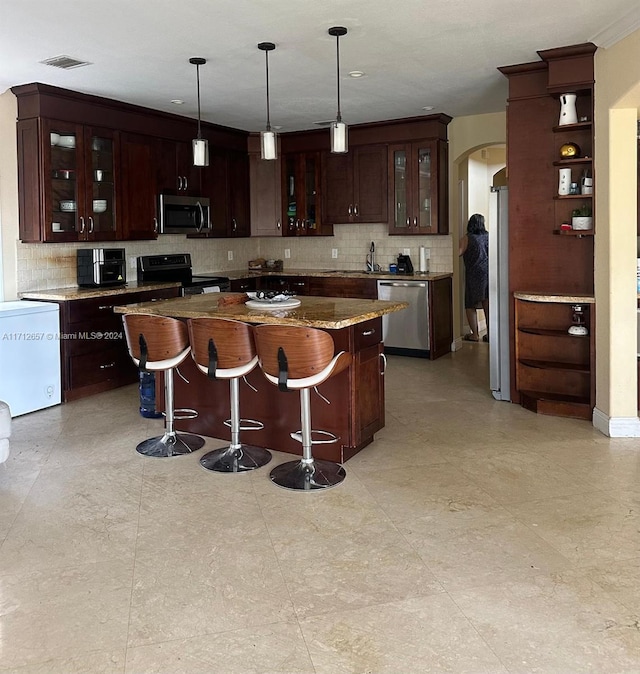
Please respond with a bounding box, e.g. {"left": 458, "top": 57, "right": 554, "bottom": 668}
{"left": 39, "top": 55, "right": 92, "bottom": 70}
{"left": 313, "top": 120, "right": 334, "bottom": 127}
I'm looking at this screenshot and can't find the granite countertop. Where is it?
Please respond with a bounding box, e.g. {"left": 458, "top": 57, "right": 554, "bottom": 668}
{"left": 224, "top": 268, "right": 453, "bottom": 282}
{"left": 514, "top": 291, "right": 595, "bottom": 304}
{"left": 21, "top": 281, "right": 181, "bottom": 302}
{"left": 114, "top": 293, "right": 408, "bottom": 330}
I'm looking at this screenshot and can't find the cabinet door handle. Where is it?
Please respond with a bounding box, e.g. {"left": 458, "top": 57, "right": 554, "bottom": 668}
{"left": 177, "top": 176, "right": 183, "bottom": 191}
{"left": 88, "top": 216, "right": 94, "bottom": 233}
{"left": 354, "top": 204, "right": 359, "bottom": 216}
{"left": 413, "top": 217, "right": 418, "bottom": 227}
{"left": 277, "top": 220, "right": 281, "bottom": 230}
{"left": 184, "top": 176, "right": 188, "bottom": 191}
{"left": 79, "top": 216, "right": 85, "bottom": 233}
{"left": 98, "top": 304, "right": 114, "bottom": 311}
{"left": 362, "top": 329, "right": 376, "bottom": 336}
{"left": 380, "top": 352, "right": 387, "bottom": 375}
{"left": 405, "top": 217, "right": 410, "bottom": 226}
{"left": 100, "top": 362, "right": 116, "bottom": 369}
{"left": 232, "top": 218, "right": 237, "bottom": 232}
{"left": 153, "top": 217, "right": 158, "bottom": 234}
{"left": 348, "top": 204, "right": 352, "bottom": 215}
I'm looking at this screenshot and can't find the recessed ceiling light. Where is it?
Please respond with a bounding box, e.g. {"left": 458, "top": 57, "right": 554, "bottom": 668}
{"left": 349, "top": 71, "right": 366, "bottom": 78}
{"left": 314, "top": 120, "right": 334, "bottom": 127}
{"left": 272, "top": 125, "right": 282, "bottom": 130}
{"left": 422, "top": 106, "right": 434, "bottom": 111}
{"left": 171, "top": 99, "right": 184, "bottom": 105}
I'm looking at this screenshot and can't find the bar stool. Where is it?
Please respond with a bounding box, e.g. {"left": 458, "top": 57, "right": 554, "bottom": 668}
{"left": 122, "top": 313, "right": 205, "bottom": 457}
{"left": 188, "top": 318, "right": 271, "bottom": 473}
{"left": 254, "top": 325, "right": 351, "bottom": 491}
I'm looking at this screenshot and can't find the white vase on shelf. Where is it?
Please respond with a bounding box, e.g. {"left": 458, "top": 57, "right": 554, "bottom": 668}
{"left": 559, "top": 93, "right": 578, "bottom": 126}
{"left": 558, "top": 167, "right": 571, "bottom": 195}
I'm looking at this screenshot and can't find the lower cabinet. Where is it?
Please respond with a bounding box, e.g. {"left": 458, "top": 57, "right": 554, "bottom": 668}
{"left": 307, "top": 276, "right": 377, "bottom": 299}
{"left": 54, "top": 286, "right": 180, "bottom": 401}
{"left": 514, "top": 295, "right": 594, "bottom": 419}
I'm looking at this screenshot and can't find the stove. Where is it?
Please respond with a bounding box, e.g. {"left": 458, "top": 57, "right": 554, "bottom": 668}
{"left": 136, "top": 254, "right": 230, "bottom": 295}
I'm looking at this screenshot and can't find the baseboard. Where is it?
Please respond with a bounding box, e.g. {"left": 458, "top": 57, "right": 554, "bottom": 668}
{"left": 451, "top": 338, "right": 463, "bottom": 352}
{"left": 593, "top": 407, "right": 640, "bottom": 437}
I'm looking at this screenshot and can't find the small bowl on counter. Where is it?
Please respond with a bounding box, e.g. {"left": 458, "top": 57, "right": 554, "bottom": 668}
{"left": 92, "top": 199, "right": 107, "bottom": 213}
{"left": 59, "top": 200, "right": 76, "bottom": 212}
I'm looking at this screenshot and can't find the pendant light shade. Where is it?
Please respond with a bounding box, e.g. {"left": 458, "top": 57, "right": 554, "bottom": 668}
{"left": 258, "top": 42, "right": 277, "bottom": 160}
{"left": 189, "top": 57, "right": 209, "bottom": 167}
{"left": 328, "top": 26, "right": 348, "bottom": 154}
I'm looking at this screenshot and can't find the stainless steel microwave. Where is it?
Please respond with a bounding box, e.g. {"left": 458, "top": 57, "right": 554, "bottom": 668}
{"left": 158, "top": 194, "right": 210, "bottom": 234}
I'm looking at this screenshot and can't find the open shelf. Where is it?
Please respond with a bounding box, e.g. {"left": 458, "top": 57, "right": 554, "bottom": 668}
{"left": 554, "top": 194, "right": 592, "bottom": 200}
{"left": 518, "top": 326, "right": 589, "bottom": 337}
{"left": 553, "top": 158, "right": 593, "bottom": 166}
{"left": 552, "top": 121, "right": 592, "bottom": 132}
{"left": 519, "top": 390, "right": 592, "bottom": 420}
{"left": 519, "top": 358, "right": 590, "bottom": 373}
{"left": 553, "top": 229, "right": 594, "bottom": 237}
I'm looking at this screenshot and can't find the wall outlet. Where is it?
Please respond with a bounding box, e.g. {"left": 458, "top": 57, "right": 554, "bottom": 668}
{"left": 332, "top": 248, "right": 338, "bottom": 259}
{"left": 227, "top": 250, "right": 233, "bottom": 261}
{"left": 284, "top": 249, "right": 291, "bottom": 259}
{"left": 129, "top": 256, "right": 137, "bottom": 270}
{"left": 403, "top": 248, "right": 411, "bottom": 256}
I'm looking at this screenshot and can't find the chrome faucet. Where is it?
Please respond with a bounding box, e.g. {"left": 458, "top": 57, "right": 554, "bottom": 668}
{"left": 366, "top": 241, "right": 377, "bottom": 272}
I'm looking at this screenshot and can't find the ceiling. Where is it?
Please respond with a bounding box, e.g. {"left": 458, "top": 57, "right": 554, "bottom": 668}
{"left": 2, "top": 0, "right": 640, "bottom": 134}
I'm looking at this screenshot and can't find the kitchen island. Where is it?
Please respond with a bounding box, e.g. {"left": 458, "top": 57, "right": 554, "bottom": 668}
{"left": 115, "top": 293, "right": 408, "bottom": 462}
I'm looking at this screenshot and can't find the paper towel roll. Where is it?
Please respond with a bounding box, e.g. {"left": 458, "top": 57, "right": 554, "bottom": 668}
{"left": 419, "top": 246, "right": 428, "bottom": 273}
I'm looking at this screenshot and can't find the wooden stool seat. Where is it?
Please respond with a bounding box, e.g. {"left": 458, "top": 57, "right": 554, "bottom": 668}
{"left": 123, "top": 313, "right": 204, "bottom": 457}
{"left": 189, "top": 318, "right": 271, "bottom": 473}
{"left": 254, "top": 325, "right": 350, "bottom": 491}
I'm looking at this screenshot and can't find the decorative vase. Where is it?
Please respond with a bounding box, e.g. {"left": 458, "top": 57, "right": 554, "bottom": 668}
{"left": 559, "top": 93, "right": 578, "bottom": 126}
{"left": 558, "top": 168, "right": 572, "bottom": 195}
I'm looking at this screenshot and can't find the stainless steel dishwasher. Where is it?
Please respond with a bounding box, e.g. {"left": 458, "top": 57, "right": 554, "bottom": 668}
{"left": 377, "top": 279, "right": 429, "bottom": 356}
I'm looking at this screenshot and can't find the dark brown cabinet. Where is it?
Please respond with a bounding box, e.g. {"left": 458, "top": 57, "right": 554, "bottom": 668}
{"left": 282, "top": 152, "right": 332, "bottom": 236}
{"left": 199, "top": 149, "right": 250, "bottom": 237}
{"left": 322, "top": 145, "right": 388, "bottom": 224}
{"left": 156, "top": 138, "right": 202, "bottom": 195}
{"left": 119, "top": 133, "right": 158, "bottom": 240}
{"left": 39, "top": 286, "right": 180, "bottom": 401}
{"left": 307, "top": 276, "right": 377, "bottom": 299}
{"left": 500, "top": 43, "right": 596, "bottom": 417}
{"left": 17, "top": 118, "right": 118, "bottom": 242}
{"left": 388, "top": 139, "right": 447, "bottom": 235}
{"left": 249, "top": 152, "right": 283, "bottom": 236}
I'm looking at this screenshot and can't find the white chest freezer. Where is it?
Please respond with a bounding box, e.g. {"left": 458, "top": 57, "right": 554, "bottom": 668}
{"left": 0, "top": 300, "right": 61, "bottom": 417}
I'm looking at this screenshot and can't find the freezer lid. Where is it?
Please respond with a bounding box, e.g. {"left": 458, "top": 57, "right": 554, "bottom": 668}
{"left": 0, "top": 300, "right": 60, "bottom": 317}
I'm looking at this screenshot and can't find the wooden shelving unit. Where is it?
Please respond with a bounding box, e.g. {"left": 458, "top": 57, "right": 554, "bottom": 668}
{"left": 499, "top": 43, "right": 597, "bottom": 419}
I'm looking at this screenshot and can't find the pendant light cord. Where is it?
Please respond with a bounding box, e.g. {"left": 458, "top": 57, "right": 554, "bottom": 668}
{"left": 265, "top": 49, "right": 271, "bottom": 132}
{"left": 335, "top": 33, "right": 342, "bottom": 123}
{"left": 196, "top": 63, "right": 202, "bottom": 139}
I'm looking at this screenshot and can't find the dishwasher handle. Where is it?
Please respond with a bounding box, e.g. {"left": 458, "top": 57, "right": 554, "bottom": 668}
{"left": 378, "top": 281, "right": 427, "bottom": 288}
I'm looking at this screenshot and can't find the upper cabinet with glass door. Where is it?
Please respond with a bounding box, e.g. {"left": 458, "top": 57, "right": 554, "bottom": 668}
{"left": 388, "top": 139, "right": 448, "bottom": 235}
{"left": 17, "top": 118, "right": 118, "bottom": 242}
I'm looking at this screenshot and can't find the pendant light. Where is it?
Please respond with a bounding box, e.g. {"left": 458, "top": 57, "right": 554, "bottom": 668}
{"left": 189, "top": 57, "right": 209, "bottom": 167}
{"left": 258, "top": 42, "right": 277, "bottom": 160}
{"left": 328, "top": 26, "right": 348, "bottom": 154}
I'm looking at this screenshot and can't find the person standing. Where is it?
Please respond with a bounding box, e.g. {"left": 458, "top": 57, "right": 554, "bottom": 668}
{"left": 459, "top": 213, "right": 489, "bottom": 342}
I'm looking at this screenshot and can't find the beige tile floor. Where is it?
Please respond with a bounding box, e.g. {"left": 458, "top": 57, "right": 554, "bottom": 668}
{"left": 2, "top": 344, "right": 640, "bottom": 673}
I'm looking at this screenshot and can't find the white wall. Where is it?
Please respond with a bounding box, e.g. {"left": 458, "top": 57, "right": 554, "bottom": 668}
{"left": 0, "top": 90, "right": 18, "bottom": 301}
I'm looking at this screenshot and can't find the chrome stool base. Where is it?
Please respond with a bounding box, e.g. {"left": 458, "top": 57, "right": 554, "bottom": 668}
{"left": 200, "top": 444, "right": 272, "bottom": 473}
{"left": 270, "top": 459, "right": 346, "bottom": 491}
{"left": 136, "top": 432, "right": 205, "bottom": 458}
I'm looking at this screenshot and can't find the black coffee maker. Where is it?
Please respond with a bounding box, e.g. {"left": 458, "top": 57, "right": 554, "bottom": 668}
{"left": 397, "top": 254, "right": 414, "bottom": 274}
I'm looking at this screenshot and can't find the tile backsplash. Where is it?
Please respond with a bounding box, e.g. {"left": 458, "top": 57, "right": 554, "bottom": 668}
{"left": 15, "top": 223, "right": 453, "bottom": 293}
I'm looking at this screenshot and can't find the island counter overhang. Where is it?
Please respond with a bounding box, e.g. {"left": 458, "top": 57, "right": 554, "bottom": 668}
{"left": 114, "top": 293, "right": 408, "bottom": 463}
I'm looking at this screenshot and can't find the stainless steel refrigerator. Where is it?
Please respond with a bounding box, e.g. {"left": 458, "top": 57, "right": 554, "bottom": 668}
{"left": 488, "top": 186, "right": 511, "bottom": 401}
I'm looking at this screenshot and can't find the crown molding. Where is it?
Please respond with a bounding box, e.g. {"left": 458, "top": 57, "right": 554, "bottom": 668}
{"left": 590, "top": 7, "right": 640, "bottom": 49}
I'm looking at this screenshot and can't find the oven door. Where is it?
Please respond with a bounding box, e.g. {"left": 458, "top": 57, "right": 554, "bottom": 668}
{"left": 159, "top": 195, "right": 210, "bottom": 234}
